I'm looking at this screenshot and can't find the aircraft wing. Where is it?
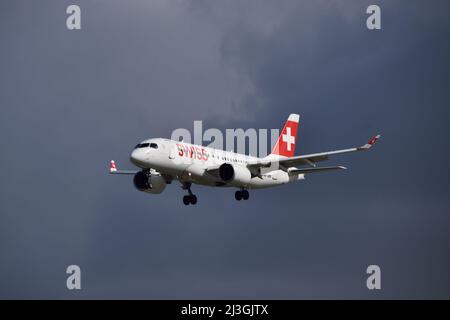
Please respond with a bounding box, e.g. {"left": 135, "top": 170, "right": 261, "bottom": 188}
{"left": 109, "top": 160, "right": 138, "bottom": 175}
{"left": 247, "top": 134, "right": 381, "bottom": 171}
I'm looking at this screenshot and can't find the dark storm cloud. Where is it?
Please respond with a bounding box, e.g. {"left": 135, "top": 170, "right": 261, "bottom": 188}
{"left": 1, "top": 0, "right": 450, "bottom": 298}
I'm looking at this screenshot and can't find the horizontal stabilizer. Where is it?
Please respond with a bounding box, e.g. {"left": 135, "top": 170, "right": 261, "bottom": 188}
{"left": 288, "top": 166, "right": 347, "bottom": 174}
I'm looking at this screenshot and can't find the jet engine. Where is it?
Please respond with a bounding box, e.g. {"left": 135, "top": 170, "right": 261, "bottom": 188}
{"left": 133, "top": 171, "right": 166, "bottom": 194}
{"left": 218, "top": 163, "right": 251, "bottom": 185}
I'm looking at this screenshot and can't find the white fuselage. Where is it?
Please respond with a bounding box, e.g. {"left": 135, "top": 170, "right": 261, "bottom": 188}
{"left": 130, "top": 138, "right": 304, "bottom": 189}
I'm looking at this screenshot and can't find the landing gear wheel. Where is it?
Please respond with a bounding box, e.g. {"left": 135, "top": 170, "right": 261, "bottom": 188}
{"left": 242, "top": 190, "right": 249, "bottom": 200}
{"left": 181, "top": 182, "right": 198, "bottom": 205}
{"left": 235, "top": 191, "right": 242, "bottom": 201}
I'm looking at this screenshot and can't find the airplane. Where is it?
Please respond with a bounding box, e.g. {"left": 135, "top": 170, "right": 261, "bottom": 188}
{"left": 109, "top": 114, "right": 380, "bottom": 205}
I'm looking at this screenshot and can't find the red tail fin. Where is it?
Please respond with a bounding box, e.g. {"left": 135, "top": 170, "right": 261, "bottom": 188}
{"left": 270, "top": 114, "right": 299, "bottom": 157}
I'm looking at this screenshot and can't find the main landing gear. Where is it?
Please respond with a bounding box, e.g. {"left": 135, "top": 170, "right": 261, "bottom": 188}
{"left": 182, "top": 182, "right": 197, "bottom": 205}
{"left": 235, "top": 189, "right": 249, "bottom": 201}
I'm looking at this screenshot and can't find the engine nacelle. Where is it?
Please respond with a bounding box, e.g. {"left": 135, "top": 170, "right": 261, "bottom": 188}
{"left": 218, "top": 163, "right": 251, "bottom": 186}
{"left": 133, "top": 171, "right": 166, "bottom": 194}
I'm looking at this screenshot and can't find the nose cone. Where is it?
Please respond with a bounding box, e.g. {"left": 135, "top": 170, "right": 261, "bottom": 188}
{"left": 130, "top": 149, "right": 146, "bottom": 168}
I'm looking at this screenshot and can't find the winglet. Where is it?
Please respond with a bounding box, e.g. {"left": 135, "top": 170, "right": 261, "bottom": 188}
{"left": 358, "top": 134, "right": 381, "bottom": 150}
{"left": 110, "top": 160, "right": 117, "bottom": 173}
{"left": 108, "top": 160, "right": 138, "bottom": 175}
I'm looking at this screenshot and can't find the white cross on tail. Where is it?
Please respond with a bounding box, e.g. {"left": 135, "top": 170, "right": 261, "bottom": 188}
{"left": 282, "top": 127, "right": 295, "bottom": 151}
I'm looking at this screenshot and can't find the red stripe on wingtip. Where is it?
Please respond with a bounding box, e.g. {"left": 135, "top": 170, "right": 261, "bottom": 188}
{"left": 368, "top": 136, "right": 379, "bottom": 145}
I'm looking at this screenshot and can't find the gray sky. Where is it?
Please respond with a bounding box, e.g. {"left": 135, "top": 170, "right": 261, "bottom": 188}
{"left": 1, "top": 0, "right": 450, "bottom": 298}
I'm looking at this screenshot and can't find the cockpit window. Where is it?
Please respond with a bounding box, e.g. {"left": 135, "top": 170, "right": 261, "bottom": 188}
{"left": 150, "top": 143, "right": 158, "bottom": 149}
{"left": 135, "top": 143, "right": 150, "bottom": 149}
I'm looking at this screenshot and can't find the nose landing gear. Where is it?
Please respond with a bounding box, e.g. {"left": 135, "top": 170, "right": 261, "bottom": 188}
{"left": 235, "top": 189, "right": 249, "bottom": 201}
{"left": 181, "top": 182, "right": 198, "bottom": 205}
